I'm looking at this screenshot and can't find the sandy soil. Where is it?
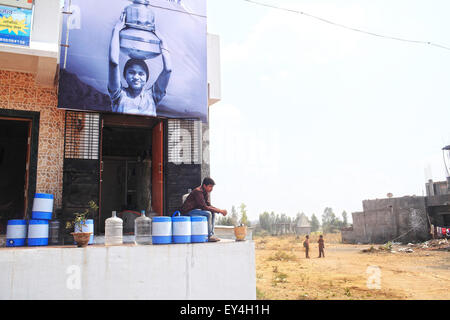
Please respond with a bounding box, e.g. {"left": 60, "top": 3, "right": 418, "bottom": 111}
{"left": 255, "top": 235, "right": 450, "bottom": 300}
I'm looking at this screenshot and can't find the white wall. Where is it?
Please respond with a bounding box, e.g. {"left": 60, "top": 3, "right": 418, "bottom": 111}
{"left": 0, "top": 240, "right": 256, "bottom": 300}
{"left": 207, "top": 33, "right": 221, "bottom": 106}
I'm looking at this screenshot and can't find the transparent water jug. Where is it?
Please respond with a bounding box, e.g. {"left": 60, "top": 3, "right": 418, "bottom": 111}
{"left": 49, "top": 220, "right": 60, "bottom": 245}
{"left": 105, "top": 211, "right": 123, "bottom": 246}
{"left": 134, "top": 210, "right": 152, "bottom": 245}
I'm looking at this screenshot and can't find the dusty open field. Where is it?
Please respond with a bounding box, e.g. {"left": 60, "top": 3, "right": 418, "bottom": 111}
{"left": 255, "top": 233, "right": 450, "bottom": 300}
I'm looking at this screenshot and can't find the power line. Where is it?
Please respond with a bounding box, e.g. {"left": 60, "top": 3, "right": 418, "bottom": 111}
{"left": 243, "top": 0, "right": 450, "bottom": 52}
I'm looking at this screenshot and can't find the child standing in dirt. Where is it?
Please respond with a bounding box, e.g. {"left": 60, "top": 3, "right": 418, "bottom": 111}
{"left": 303, "top": 235, "right": 310, "bottom": 258}
{"left": 318, "top": 234, "right": 325, "bottom": 258}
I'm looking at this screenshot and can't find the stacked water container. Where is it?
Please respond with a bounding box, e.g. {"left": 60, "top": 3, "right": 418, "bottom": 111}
{"left": 152, "top": 216, "right": 172, "bottom": 244}
{"left": 28, "top": 193, "right": 53, "bottom": 246}
{"left": 172, "top": 211, "right": 191, "bottom": 244}
{"left": 191, "top": 216, "right": 208, "bottom": 243}
{"left": 150, "top": 211, "right": 209, "bottom": 245}
{"left": 6, "top": 220, "right": 27, "bottom": 247}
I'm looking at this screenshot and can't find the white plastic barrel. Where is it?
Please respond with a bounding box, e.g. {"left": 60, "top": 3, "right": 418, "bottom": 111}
{"left": 31, "top": 193, "right": 54, "bottom": 220}
{"left": 74, "top": 219, "right": 94, "bottom": 245}
{"left": 28, "top": 219, "right": 49, "bottom": 246}
{"left": 152, "top": 216, "right": 172, "bottom": 244}
{"left": 191, "top": 216, "right": 208, "bottom": 243}
{"left": 6, "top": 220, "right": 27, "bottom": 247}
{"left": 172, "top": 212, "right": 191, "bottom": 244}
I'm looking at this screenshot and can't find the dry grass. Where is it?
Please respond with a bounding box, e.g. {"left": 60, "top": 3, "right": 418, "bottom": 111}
{"left": 255, "top": 234, "right": 450, "bottom": 300}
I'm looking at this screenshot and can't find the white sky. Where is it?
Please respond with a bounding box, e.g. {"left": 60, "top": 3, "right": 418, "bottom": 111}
{"left": 206, "top": 0, "right": 450, "bottom": 223}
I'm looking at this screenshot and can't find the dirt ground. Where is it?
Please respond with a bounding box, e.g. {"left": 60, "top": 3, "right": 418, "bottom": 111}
{"left": 255, "top": 234, "right": 450, "bottom": 300}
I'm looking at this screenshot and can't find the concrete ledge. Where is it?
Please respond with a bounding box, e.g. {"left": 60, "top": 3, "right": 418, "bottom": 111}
{"left": 0, "top": 240, "right": 256, "bottom": 300}
{"left": 214, "top": 225, "right": 254, "bottom": 240}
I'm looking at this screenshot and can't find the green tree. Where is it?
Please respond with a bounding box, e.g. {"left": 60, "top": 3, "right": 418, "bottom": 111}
{"left": 322, "top": 207, "right": 342, "bottom": 233}
{"left": 217, "top": 213, "right": 233, "bottom": 226}
{"left": 259, "top": 211, "right": 271, "bottom": 231}
{"left": 239, "top": 203, "right": 250, "bottom": 226}
{"left": 230, "top": 205, "right": 239, "bottom": 226}
{"left": 310, "top": 213, "right": 320, "bottom": 232}
{"left": 341, "top": 211, "right": 348, "bottom": 228}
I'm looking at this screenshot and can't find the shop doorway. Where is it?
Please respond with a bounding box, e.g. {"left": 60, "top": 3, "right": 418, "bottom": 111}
{"left": 0, "top": 118, "right": 31, "bottom": 230}
{"left": 99, "top": 115, "right": 162, "bottom": 234}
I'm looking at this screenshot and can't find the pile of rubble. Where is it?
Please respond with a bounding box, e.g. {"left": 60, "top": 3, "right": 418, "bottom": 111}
{"left": 360, "top": 239, "right": 450, "bottom": 254}
{"left": 411, "top": 239, "right": 449, "bottom": 250}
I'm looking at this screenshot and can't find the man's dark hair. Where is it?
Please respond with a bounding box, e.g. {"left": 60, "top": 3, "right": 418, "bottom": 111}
{"left": 306, "top": 235, "right": 309, "bottom": 238}
{"left": 123, "top": 58, "right": 150, "bottom": 82}
{"left": 202, "top": 177, "right": 215, "bottom": 186}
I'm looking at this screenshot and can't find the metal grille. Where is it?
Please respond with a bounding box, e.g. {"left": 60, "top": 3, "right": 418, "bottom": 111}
{"left": 64, "top": 111, "right": 100, "bottom": 159}
{"left": 167, "top": 119, "right": 202, "bottom": 164}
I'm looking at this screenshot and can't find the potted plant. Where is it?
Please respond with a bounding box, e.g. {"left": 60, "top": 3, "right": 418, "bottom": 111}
{"left": 66, "top": 201, "right": 98, "bottom": 247}
{"left": 234, "top": 223, "right": 248, "bottom": 241}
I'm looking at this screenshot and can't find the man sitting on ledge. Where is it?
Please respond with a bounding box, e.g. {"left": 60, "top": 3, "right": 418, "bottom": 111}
{"left": 180, "top": 177, "right": 228, "bottom": 242}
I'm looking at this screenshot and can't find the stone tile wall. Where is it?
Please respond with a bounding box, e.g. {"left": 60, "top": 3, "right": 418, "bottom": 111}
{"left": 0, "top": 71, "right": 64, "bottom": 210}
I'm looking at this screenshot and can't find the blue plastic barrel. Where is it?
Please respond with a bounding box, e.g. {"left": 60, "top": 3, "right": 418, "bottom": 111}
{"left": 191, "top": 216, "right": 208, "bottom": 243}
{"left": 6, "top": 220, "right": 27, "bottom": 247}
{"left": 172, "top": 211, "right": 191, "bottom": 244}
{"left": 74, "top": 219, "right": 94, "bottom": 245}
{"left": 28, "top": 219, "right": 49, "bottom": 246}
{"left": 152, "top": 216, "right": 172, "bottom": 244}
{"left": 31, "top": 193, "right": 54, "bottom": 220}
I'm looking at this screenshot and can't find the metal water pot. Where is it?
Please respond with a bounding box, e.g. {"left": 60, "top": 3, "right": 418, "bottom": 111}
{"left": 120, "top": 0, "right": 161, "bottom": 59}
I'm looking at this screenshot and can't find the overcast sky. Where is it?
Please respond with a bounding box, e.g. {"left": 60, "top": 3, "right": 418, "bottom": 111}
{"left": 206, "top": 0, "right": 450, "bottom": 222}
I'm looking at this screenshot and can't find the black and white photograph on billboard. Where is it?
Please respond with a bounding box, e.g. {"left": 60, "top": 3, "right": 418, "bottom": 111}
{"left": 58, "top": 0, "right": 207, "bottom": 121}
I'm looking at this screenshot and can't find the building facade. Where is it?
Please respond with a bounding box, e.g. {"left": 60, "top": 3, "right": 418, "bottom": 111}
{"left": 0, "top": 1, "right": 221, "bottom": 240}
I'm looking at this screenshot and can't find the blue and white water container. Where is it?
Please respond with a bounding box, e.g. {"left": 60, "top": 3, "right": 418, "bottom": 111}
{"left": 172, "top": 211, "right": 191, "bottom": 244}
{"left": 191, "top": 216, "right": 208, "bottom": 243}
{"left": 6, "top": 219, "right": 27, "bottom": 247}
{"left": 74, "top": 219, "right": 94, "bottom": 245}
{"left": 152, "top": 216, "right": 172, "bottom": 244}
{"left": 28, "top": 219, "right": 49, "bottom": 246}
{"left": 31, "top": 193, "right": 54, "bottom": 220}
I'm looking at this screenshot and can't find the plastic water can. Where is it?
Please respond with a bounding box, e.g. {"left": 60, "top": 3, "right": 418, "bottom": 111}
{"left": 74, "top": 219, "right": 94, "bottom": 245}
{"left": 6, "top": 220, "right": 27, "bottom": 247}
{"left": 191, "top": 216, "right": 208, "bottom": 243}
{"left": 31, "top": 193, "right": 54, "bottom": 220}
{"left": 135, "top": 210, "right": 152, "bottom": 245}
{"left": 152, "top": 216, "right": 171, "bottom": 244}
{"left": 28, "top": 219, "right": 49, "bottom": 246}
{"left": 105, "top": 211, "right": 123, "bottom": 246}
{"left": 172, "top": 211, "right": 191, "bottom": 244}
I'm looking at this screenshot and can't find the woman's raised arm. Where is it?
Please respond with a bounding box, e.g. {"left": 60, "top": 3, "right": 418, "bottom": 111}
{"left": 108, "top": 13, "right": 126, "bottom": 95}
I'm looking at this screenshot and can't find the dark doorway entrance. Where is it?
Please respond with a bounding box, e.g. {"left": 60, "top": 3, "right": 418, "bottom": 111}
{"left": 99, "top": 115, "right": 160, "bottom": 233}
{"left": 0, "top": 118, "right": 31, "bottom": 230}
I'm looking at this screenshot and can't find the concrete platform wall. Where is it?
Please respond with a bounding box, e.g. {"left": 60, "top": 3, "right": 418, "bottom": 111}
{"left": 0, "top": 240, "right": 256, "bottom": 300}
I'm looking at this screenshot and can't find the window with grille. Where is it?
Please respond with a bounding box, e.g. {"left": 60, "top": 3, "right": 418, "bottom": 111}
{"left": 64, "top": 111, "right": 100, "bottom": 160}
{"left": 168, "top": 119, "right": 202, "bottom": 164}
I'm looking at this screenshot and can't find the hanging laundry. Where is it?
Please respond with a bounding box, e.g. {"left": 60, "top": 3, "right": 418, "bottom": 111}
{"left": 442, "top": 228, "right": 447, "bottom": 235}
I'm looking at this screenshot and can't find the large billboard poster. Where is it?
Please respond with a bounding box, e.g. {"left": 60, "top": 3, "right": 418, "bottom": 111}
{"left": 58, "top": 0, "right": 207, "bottom": 121}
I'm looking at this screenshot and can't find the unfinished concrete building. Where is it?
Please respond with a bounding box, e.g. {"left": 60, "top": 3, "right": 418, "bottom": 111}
{"left": 342, "top": 179, "right": 450, "bottom": 244}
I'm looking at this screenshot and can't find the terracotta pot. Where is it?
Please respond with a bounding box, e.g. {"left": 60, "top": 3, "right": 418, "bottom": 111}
{"left": 71, "top": 232, "right": 92, "bottom": 247}
{"left": 234, "top": 226, "right": 247, "bottom": 241}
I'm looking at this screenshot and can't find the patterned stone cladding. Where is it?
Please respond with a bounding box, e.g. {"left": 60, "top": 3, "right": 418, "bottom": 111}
{"left": 0, "top": 70, "right": 64, "bottom": 210}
